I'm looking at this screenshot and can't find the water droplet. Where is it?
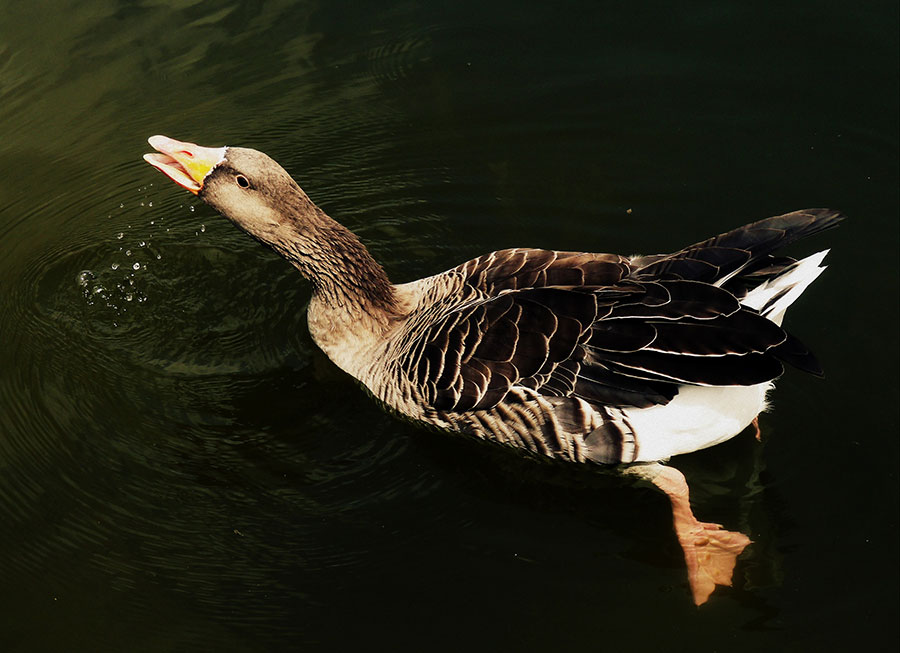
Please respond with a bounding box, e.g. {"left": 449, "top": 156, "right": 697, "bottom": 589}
{"left": 148, "top": 201, "right": 153, "bottom": 207}
{"left": 116, "top": 232, "right": 124, "bottom": 239}
{"left": 150, "top": 220, "right": 155, "bottom": 225}
{"left": 139, "top": 241, "right": 146, "bottom": 247}
{"left": 76, "top": 270, "right": 95, "bottom": 287}
{"left": 125, "top": 293, "right": 133, "bottom": 302}
{"left": 119, "top": 203, "right": 124, "bottom": 208}
{"left": 133, "top": 262, "right": 141, "bottom": 270}
{"left": 92, "top": 285, "right": 104, "bottom": 295}
{"left": 156, "top": 254, "right": 162, "bottom": 260}
{"left": 111, "top": 262, "right": 120, "bottom": 270}
{"left": 140, "top": 201, "right": 145, "bottom": 207}
{"left": 189, "top": 206, "right": 195, "bottom": 212}
{"left": 200, "top": 224, "right": 206, "bottom": 233}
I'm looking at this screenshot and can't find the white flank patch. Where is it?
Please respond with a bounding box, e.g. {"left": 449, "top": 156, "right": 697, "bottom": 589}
{"left": 624, "top": 382, "right": 773, "bottom": 462}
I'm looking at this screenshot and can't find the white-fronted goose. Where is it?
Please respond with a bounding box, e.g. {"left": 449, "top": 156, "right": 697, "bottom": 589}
{"left": 144, "top": 135, "right": 843, "bottom": 605}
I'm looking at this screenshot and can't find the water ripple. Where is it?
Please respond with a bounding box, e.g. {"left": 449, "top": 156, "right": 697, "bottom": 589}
{"left": 0, "top": 163, "right": 449, "bottom": 623}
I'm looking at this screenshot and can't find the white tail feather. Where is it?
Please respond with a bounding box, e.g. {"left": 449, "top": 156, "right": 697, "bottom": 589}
{"left": 740, "top": 250, "right": 829, "bottom": 326}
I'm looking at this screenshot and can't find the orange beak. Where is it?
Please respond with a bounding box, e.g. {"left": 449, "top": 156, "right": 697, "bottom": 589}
{"left": 143, "top": 135, "right": 226, "bottom": 194}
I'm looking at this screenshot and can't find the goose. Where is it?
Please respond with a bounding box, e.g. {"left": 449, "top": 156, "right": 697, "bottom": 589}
{"left": 144, "top": 135, "right": 843, "bottom": 605}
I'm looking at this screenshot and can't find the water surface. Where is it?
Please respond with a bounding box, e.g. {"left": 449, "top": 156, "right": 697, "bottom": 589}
{"left": 1, "top": 1, "right": 897, "bottom": 651}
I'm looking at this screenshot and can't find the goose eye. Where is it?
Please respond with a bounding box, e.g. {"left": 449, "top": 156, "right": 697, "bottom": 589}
{"left": 235, "top": 175, "right": 250, "bottom": 188}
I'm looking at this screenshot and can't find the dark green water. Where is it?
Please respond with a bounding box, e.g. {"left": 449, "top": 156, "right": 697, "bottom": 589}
{"left": 1, "top": 1, "right": 897, "bottom": 650}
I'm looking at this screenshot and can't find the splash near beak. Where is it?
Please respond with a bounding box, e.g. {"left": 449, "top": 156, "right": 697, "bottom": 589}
{"left": 143, "top": 135, "right": 226, "bottom": 194}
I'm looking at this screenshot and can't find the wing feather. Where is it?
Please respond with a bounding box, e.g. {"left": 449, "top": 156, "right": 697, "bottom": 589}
{"left": 402, "top": 211, "right": 842, "bottom": 414}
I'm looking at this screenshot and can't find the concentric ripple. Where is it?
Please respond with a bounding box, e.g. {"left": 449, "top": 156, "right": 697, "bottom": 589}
{"left": 0, "top": 149, "right": 449, "bottom": 631}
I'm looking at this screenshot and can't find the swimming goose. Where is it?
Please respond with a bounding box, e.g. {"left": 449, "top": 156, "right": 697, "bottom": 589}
{"left": 144, "top": 135, "right": 842, "bottom": 605}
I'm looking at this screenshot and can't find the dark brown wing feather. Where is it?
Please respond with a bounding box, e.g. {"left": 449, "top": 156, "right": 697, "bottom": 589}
{"left": 632, "top": 209, "right": 842, "bottom": 283}
{"left": 404, "top": 210, "right": 843, "bottom": 413}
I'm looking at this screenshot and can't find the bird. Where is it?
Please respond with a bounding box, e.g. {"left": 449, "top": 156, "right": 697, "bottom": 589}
{"left": 144, "top": 134, "right": 843, "bottom": 605}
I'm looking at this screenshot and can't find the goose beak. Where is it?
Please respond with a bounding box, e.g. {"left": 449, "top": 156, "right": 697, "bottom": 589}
{"left": 143, "top": 135, "right": 226, "bottom": 194}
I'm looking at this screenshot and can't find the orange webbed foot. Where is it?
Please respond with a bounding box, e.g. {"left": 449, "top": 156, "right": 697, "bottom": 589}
{"left": 671, "top": 511, "right": 751, "bottom": 605}
{"left": 625, "top": 463, "right": 751, "bottom": 605}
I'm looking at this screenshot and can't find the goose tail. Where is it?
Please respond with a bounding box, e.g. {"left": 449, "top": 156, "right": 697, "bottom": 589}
{"left": 740, "top": 249, "right": 829, "bottom": 327}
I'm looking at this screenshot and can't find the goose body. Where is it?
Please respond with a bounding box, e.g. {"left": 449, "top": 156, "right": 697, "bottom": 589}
{"left": 313, "top": 250, "right": 773, "bottom": 465}
{"left": 144, "top": 135, "right": 842, "bottom": 604}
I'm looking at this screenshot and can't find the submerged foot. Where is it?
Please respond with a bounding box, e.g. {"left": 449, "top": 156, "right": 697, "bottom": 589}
{"left": 670, "top": 506, "right": 751, "bottom": 605}
{"left": 626, "top": 463, "right": 751, "bottom": 605}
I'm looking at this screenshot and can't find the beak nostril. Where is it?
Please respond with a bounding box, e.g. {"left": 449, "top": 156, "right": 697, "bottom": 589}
{"left": 179, "top": 150, "right": 194, "bottom": 158}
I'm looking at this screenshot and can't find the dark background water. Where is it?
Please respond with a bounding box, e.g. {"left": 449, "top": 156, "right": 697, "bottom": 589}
{"left": 1, "top": 1, "right": 897, "bottom": 651}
